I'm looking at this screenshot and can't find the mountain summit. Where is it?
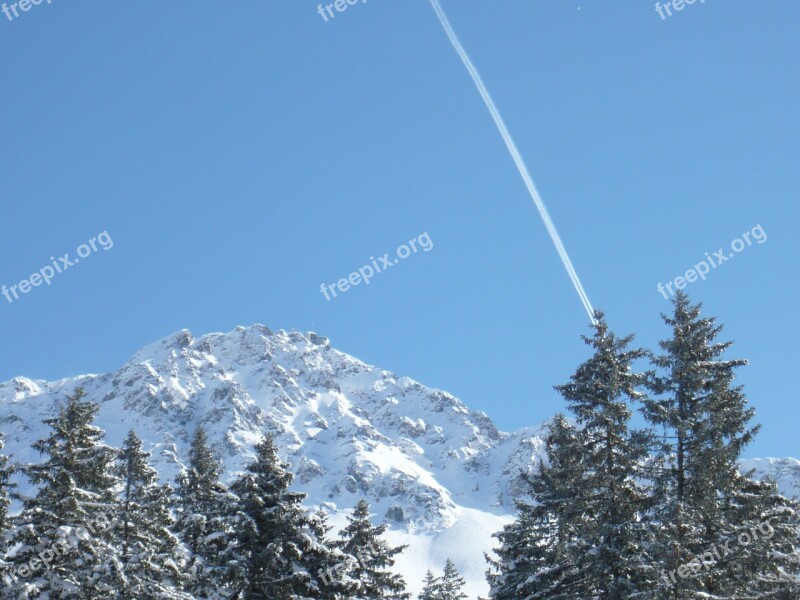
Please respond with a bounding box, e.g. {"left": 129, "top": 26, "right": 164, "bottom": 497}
{"left": 1, "top": 324, "right": 797, "bottom": 596}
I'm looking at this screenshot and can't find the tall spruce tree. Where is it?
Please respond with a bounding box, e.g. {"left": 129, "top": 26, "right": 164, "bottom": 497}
{"left": 418, "top": 570, "right": 441, "bottom": 600}
{"left": 642, "top": 293, "right": 761, "bottom": 598}
{"left": 438, "top": 559, "right": 467, "bottom": 600}
{"left": 0, "top": 432, "right": 14, "bottom": 590}
{"left": 418, "top": 560, "right": 466, "bottom": 600}
{"left": 487, "top": 414, "right": 593, "bottom": 599}
{"left": 226, "top": 434, "right": 333, "bottom": 599}
{"left": 5, "top": 388, "right": 124, "bottom": 598}
{"left": 174, "top": 426, "right": 235, "bottom": 599}
{"left": 114, "top": 429, "right": 188, "bottom": 599}
{"left": 488, "top": 297, "right": 798, "bottom": 599}
{"left": 335, "top": 499, "right": 410, "bottom": 600}
{"left": 309, "top": 507, "right": 359, "bottom": 599}
{"left": 554, "top": 312, "right": 654, "bottom": 598}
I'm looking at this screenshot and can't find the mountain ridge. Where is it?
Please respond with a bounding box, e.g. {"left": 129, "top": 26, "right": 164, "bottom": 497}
{"left": 1, "top": 324, "right": 797, "bottom": 597}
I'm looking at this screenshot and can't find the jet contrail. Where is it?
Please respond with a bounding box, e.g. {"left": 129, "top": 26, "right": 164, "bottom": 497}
{"left": 429, "top": 0, "right": 596, "bottom": 324}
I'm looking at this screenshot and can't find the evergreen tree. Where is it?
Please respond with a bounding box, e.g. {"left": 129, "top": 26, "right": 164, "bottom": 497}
{"left": 174, "top": 426, "right": 234, "bottom": 599}
{"left": 487, "top": 297, "right": 797, "bottom": 599}
{"left": 642, "top": 293, "right": 760, "bottom": 598}
{"left": 554, "top": 312, "right": 654, "bottom": 598}
{"left": 309, "top": 506, "right": 359, "bottom": 599}
{"left": 114, "top": 429, "right": 188, "bottom": 599}
{"left": 5, "top": 388, "right": 124, "bottom": 598}
{"left": 438, "top": 559, "right": 467, "bottom": 600}
{"left": 226, "top": 434, "right": 333, "bottom": 599}
{"left": 418, "top": 570, "right": 441, "bottom": 600}
{"left": 487, "top": 415, "right": 593, "bottom": 599}
{"left": 0, "top": 432, "right": 14, "bottom": 590}
{"left": 0, "top": 432, "right": 11, "bottom": 534}
{"left": 722, "top": 475, "right": 800, "bottom": 599}
{"left": 335, "top": 499, "right": 410, "bottom": 599}
{"left": 417, "top": 560, "right": 465, "bottom": 600}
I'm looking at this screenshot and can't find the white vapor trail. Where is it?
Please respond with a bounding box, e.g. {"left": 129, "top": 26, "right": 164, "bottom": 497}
{"left": 429, "top": 0, "right": 596, "bottom": 324}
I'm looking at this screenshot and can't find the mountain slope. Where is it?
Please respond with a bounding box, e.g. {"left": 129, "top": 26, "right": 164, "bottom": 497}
{"left": 0, "top": 324, "right": 796, "bottom": 597}
{"left": 0, "top": 325, "right": 545, "bottom": 596}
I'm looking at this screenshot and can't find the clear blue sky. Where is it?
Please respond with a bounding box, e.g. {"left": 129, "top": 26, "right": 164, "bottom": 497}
{"left": 1, "top": 1, "right": 797, "bottom": 457}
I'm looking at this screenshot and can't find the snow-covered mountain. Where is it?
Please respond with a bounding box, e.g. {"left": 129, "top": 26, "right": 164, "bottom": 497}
{"left": 0, "top": 324, "right": 797, "bottom": 597}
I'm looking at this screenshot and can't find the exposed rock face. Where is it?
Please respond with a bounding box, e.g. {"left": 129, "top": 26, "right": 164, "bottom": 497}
{"left": 0, "top": 325, "right": 546, "bottom": 527}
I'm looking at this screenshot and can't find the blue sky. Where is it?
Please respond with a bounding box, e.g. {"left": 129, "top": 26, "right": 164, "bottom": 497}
{"left": 1, "top": 0, "right": 797, "bottom": 457}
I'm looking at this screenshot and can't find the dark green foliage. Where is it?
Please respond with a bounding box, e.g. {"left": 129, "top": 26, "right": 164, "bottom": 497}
{"left": 309, "top": 507, "right": 359, "bottom": 600}
{"left": 487, "top": 415, "right": 592, "bottom": 599}
{"left": 419, "top": 559, "right": 467, "bottom": 600}
{"left": 418, "top": 570, "right": 440, "bottom": 600}
{"left": 554, "top": 313, "right": 655, "bottom": 598}
{"left": 174, "top": 426, "right": 235, "bottom": 599}
{"left": 114, "top": 429, "right": 188, "bottom": 599}
{"left": 0, "top": 432, "right": 14, "bottom": 589}
{"left": 5, "top": 388, "right": 124, "bottom": 597}
{"left": 489, "top": 314, "right": 654, "bottom": 598}
{"left": 438, "top": 559, "right": 468, "bottom": 600}
{"left": 643, "top": 293, "right": 763, "bottom": 598}
{"left": 335, "top": 499, "right": 410, "bottom": 600}
{"left": 715, "top": 475, "right": 800, "bottom": 599}
{"left": 226, "top": 434, "right": 333, "bottom": 599}
{"left": 489, "top": 298, "right": 799, "bottom": 600}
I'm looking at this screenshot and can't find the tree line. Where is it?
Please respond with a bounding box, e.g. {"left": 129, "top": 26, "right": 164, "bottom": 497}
{"left": 0, "top": 396, "right": 467, "bottom": 599}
